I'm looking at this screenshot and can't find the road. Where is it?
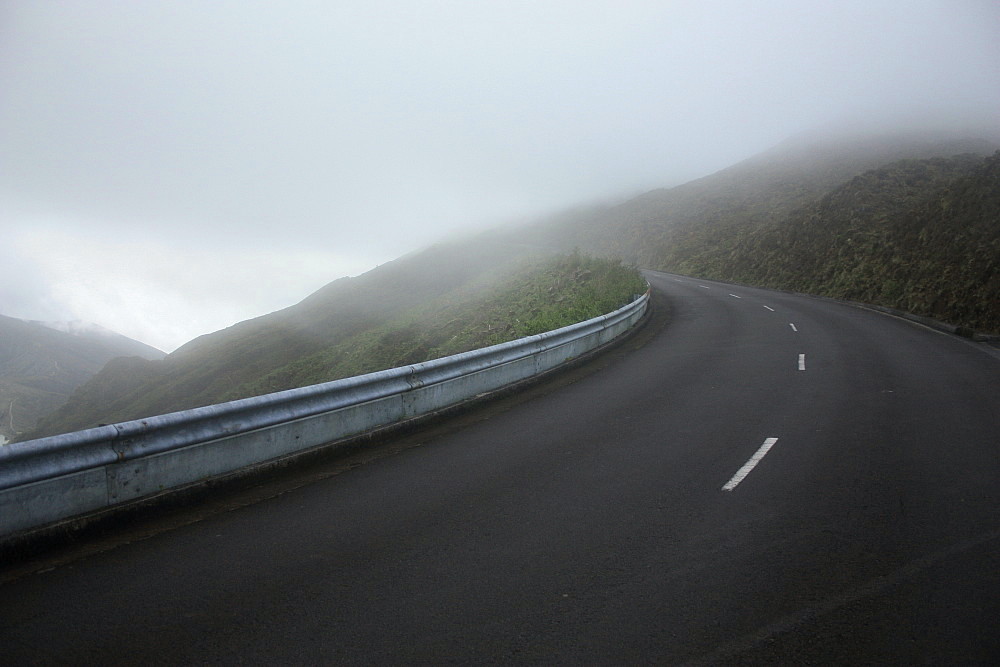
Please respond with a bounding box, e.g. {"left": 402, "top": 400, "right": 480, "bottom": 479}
{"left": 4, "top": 272, "right": 999, "bottom": 664}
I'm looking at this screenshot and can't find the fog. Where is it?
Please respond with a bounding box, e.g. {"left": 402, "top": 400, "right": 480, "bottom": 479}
{"left": 2, "top": 1, "right": 998, "bottom": 352}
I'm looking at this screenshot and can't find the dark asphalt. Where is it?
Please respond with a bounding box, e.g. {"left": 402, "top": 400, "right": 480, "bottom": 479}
{"left": 3, "top": 272, "right": 999, "bottom": 665}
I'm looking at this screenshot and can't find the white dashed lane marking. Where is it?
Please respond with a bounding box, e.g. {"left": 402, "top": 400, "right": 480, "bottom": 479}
{"left": 722, "top": 438, "right": 780, "bottom": 491}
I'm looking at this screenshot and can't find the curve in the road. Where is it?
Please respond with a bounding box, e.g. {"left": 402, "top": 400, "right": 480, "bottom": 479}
{"left": 3, "top": 272, "right": 999, "bottom": 664}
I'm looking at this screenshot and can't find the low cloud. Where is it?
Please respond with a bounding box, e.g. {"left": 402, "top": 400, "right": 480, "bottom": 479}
{"left": 2, "top": 0, "right": 998, "bottom": 350}
{"left": 8, "top": 222, "right": 379, "bottom": 352}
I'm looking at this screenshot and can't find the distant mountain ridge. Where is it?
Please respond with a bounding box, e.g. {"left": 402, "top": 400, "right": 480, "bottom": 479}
{"left": 0, "top": 315, "right": 165, "bottom": 442}
{"left": 30, "top": 319, "right": 126, "bottom": 338}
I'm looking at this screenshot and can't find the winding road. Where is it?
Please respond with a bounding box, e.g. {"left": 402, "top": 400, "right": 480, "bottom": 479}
{"left": 4, "top": 271, "right": 999, "bottom": 664}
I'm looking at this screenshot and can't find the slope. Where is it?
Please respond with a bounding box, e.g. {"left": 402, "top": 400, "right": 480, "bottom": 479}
{"left": 519, "top": 130, "right": 996, "bottom": 269}
{"left": 515, "top": 130, "right": 998, "bottom": 333}
{"left": 23, "top": 129, "right": 999, "bottom": 439}
{"left": 27, "top": 244, "right": 644, "bottom": 440}
{"left": 706, "top": 152, "right": 1000, "bottom": 332}
{"left": 0, "top": 316, "right": 165, "bottom": 442}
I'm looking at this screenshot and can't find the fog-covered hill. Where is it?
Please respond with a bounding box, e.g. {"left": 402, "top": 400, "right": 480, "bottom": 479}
{"left": 519, "top": 130, "right": 997, "bottom": 269}
{"left": 22, "top": 129, "right": 999, "bottom": 441}
{"left": 26, "top": 248, "right": 643, "bottom": 440}
{"left": 688, "top": 152, "right": 1000, "bottom": 332}
{"left": 517, "top": 129, "right": 998, "bottom": 332}
{"left": 0, "top": 315, "right": 165, "bottom": 442}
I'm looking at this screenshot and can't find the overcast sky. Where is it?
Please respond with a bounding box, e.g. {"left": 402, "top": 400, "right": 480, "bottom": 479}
{"left": 2, "top": 1, "right": 998, "bottom": 352}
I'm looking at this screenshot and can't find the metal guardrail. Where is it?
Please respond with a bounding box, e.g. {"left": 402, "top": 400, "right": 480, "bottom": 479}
{"left": 0, "top": 291, "right": 648, "bottom": 540}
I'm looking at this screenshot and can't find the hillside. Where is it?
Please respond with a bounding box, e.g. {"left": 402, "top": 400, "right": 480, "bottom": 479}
{"left": 0, "top": 316, "right": 165, "bottom": 443}
{"left": 26, "top": 247, "right": 644, "bottom": 440}
{"left": 519, "top": 130, "right": 997, "bottom": 269}
{"left": 516, "top": 130, "right": 998, "bottom": 333}
{"left": 705, "top": 152, "right": 1000, "bottom": 332}
{"left": 22, "top": 129, "right": 999, "bottom": 441}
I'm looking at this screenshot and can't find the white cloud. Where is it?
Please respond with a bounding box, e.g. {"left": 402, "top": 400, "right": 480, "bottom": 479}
{"left": 8, "top": 221, "right": 379, "bottom": 352}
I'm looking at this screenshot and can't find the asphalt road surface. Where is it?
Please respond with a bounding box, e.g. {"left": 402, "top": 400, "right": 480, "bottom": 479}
{"left": 4, "top": 272, "right": 999, "bottom": 665}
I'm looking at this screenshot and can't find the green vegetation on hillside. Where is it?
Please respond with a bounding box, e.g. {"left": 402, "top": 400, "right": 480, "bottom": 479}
{"left": 27, "top": 250, "right": 644, "bottom": 439}
{"left": 681, "top": 153, "right": 1000, "bottom": 333}
{"left": 516, "top": 133, "right": 999, "bottom": 336}
{"left": 238, "top": 251, "right": 646, "bottom": 398}
{"left": 0, "top": 315, "right": 165, "bottom": 442}
{"left": 518, "top": 132, "right": 997, "bottom": 271}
